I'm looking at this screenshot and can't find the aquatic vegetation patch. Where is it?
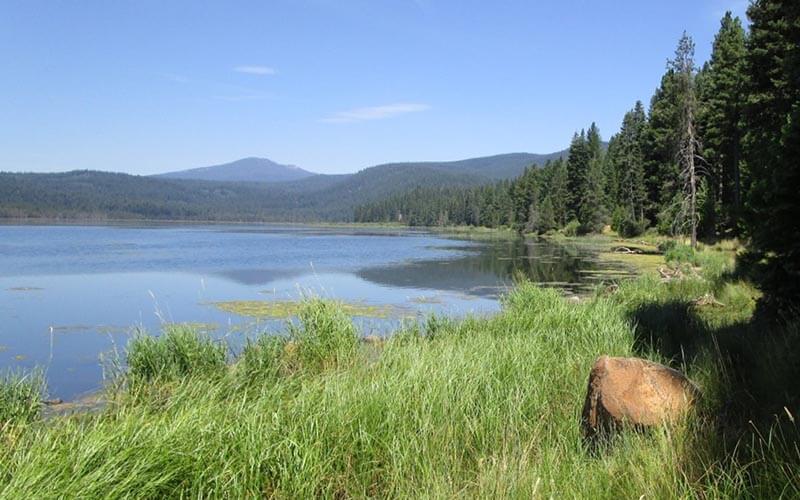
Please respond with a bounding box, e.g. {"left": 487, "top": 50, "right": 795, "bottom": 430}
{"left": 597, "top": 251, "right": 665, "bottom": 275}
{"left": 161, "top": 322, "right": 219, "bottom": 333}
{"left": 212, "top": 299, "right": 397, "bottom": 319}
{"left": 550, "top": 233, "right": 666, "bottom": 276}
{"left": 409, "top": 295, "right": 444, "bottom": 305}
{"left": 95, "top": 325, "right": 128, "bottom": 335}
{"left": 48, "top": 325, "right": 94, "bottom": 333}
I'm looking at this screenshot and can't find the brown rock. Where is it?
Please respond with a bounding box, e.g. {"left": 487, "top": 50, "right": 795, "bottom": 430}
{"left": 581, "top": 356, "right": 700, "bottom": 441}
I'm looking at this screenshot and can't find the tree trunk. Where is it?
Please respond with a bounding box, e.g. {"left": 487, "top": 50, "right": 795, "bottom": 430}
{"left": 732, "top": 129, "right": 741, "bottom": 232}
{"left": 690, "top": 151, "right": 697, "bottom": 248}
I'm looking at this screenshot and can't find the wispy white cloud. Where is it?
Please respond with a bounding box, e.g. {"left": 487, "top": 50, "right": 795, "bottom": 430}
{"left": 233, "top": 65, "right": 277, "bottom": 75}
{"left": 320, "top": 103, "right": 430, "bottom": 123}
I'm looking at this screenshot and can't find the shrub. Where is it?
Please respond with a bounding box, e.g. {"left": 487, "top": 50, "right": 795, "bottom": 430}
{"left": 611, "top": 207, "right": 647, "bottom": 238}
{"left": 288, "top": 298, "right": 358, "bottom": 370}
{"left": 0, "top": 370, "right": 44, "bottom": 427}
{"left": 664, "top": 243, "right": 698, "bottom": 266}
{"left": 657, "top": 239, "right": 678, "bottom": 253}
{"left": 563, "top": 219, "right": 581, "bottom": 236}
{"left": 126, "top": 325, "right": 227, "bottom": 383}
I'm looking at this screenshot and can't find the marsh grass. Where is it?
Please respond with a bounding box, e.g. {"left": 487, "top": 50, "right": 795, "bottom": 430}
{"left": 0, "top": 370, "right": 43, "bottom": 428}
{"left": 236, "top": 335, "right": 288, "bottom": 385}
{"left": 287, "top": 298, "right": 359, "bottom": 371}
{"left": 126, "top": 324, "right": 227, "bottom": 384}
{"left": 0, "top": 242, "right": 797, "bottom": 497}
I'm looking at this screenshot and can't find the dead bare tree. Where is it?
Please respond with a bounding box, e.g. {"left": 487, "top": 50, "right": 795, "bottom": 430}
{"left": 670, "top": 33, "right": 705, "bottom": 249}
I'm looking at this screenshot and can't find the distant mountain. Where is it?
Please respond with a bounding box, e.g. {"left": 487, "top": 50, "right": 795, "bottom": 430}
{"left": 157, "top": 157, "right": 316, "bottom": 183}
{"left": 0, "top": 150, "right": 569, "bottom": 222}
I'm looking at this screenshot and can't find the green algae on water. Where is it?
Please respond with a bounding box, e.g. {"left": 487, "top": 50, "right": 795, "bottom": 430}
{"left": 212, "top": 300, "right": 397, "bottom": 319}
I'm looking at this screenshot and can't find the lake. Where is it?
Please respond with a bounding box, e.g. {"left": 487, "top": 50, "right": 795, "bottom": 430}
{"left": 0, "top": 223, "right": 629, "bottom": 399}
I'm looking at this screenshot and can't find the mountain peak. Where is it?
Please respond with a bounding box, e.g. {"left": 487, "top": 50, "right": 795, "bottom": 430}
{"left": 156, "top": 157, "right": 316, "bottom": 183}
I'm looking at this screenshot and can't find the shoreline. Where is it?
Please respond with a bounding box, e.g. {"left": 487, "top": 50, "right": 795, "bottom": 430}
{"left": 1, "top": 238, "right": 788, "bottom": 498}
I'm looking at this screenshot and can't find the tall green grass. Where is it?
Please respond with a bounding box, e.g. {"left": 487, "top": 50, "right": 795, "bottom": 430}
{"left": 287, "top": 298, "right": 359, "bottom": 371}
{"left": 0, "top": 244, "right": 797, "bottom": 497}
{"left": 126, "top": 324, "right": 228, "bottom": 383}
{"left": 0, "top": 370, "right": 43, "bottom": 428}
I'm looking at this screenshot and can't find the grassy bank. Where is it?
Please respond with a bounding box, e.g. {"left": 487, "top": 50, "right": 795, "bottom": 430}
{"left": 0, "top": 243, "right": 797, "bottom": 497}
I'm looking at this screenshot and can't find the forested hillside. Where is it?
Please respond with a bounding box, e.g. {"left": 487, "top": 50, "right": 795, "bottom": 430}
{"left": 0, "top": 171, "right": 310, "bottom": 221}
{"left": 0, "top": 153, "right": 555, "bottom": 222}
{"left": 369, "top": 151, "right": 567, "bottom": 180}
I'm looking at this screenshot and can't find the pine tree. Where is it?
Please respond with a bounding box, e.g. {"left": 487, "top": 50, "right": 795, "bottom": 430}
{"left": 566, "top": 131, "right": 590, "bottom": 221}
{"left": 511, "top": 166, "right": 538, "bottom": 232}
{"left": 643, "top": 71, "right": 681, "bottom": 227}
{"left": 603, "top": 134, "right": 621, "bottom": 208}
{"left": 579, "top": 123, "right": 607, "bottom": 232}
{"left": 547, "top": 158, "right": 569, "bottom": 227}
{"left": 579, "top": 157, "right": 608, "bottom": 233}
{"left": 538, "top": 196, "right": 557, "bottom": 233}
{"left": 612, "top": 102, "right": 648, "bottom": 228}
{"left": 586, "top": 122, "right": 603, "bottom": 161}
{"left": 523, "top": 183, "right": 541, "bottom": 234}
{"left": 742, "top": 0, "right": 800, "bottom": 314}
{"left": 697, "top": 12, "right": 747, "bottom": 236}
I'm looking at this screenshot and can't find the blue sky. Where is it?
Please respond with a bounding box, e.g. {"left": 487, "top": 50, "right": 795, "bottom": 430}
{"left": 0, "top": 0, "right": 748, "bottom": 175}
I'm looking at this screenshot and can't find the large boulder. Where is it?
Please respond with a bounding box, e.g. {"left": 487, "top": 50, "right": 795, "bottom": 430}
{"left": 581, "top": 356, "right": 700, "bottom": 441}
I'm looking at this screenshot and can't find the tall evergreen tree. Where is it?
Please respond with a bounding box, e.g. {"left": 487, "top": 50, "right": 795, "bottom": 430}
{"left": 580, "top": 123, "right": 607, "bottom": 232}
{"left": 566, "top": 131, "right": 590, "bottom": 221}
{"left": 523, "top": 181, "right": 541, "bottom": 234}
{"left": 547, "top": 158, "right": 570, "bottom": 227}
{"left": 567, "top": 130, "right": 591, "bottom": 225}
{"left": 579, "top": 156, "right": 608, "bottom": 233}
{"left": 743, "top": 0, "right": 800, "bottom": 315}
{"left": 603, "top": 134, "right": 622, "bottom": 208}
{"left": 538, "top": 196, "right": 557, "bottom": 233}
{"left": 697, "top": 12, "right": 747, "bottom": 236}
{"left": 643, "top": 70, "right": 681, "bottom": 227}
{"left": 614, "top": 102, "right": 648, "bottom": 224}
{"left": 586, "top": 122, "right": 604, "bottom": 161}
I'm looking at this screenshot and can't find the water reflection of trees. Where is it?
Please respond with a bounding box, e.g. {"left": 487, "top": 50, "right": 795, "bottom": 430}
{"left": 357, "top": 237, "right": 605, "bottom": 297}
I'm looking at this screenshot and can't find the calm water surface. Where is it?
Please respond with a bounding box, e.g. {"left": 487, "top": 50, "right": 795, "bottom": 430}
{"left": 0, "top": 224, "right": 627, "bottom": 399}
